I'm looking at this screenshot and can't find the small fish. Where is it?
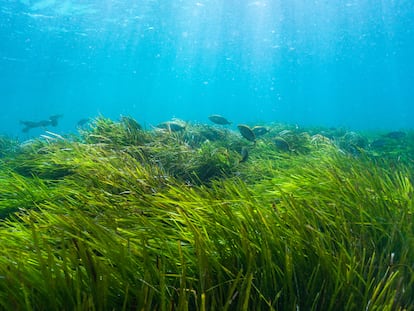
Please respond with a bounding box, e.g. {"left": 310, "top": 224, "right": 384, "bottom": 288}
{"left": 239, "top": 146, "right": 249, "bottom": 163}
{"left": 252, "top": 126, "right": 269, "bottom": 137}
{"left": 237, "top": 124, "right": 256, "bottom": 142}
{"left": 208, "top": 114, "right": 232, "bottom": 125}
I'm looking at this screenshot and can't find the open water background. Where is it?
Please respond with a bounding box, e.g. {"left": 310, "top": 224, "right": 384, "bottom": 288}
{"left": 1, "top": 0, "right": 413, "bottom": 137}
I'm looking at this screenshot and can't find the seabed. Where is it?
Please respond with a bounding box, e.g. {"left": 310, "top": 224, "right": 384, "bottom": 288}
{"left": 0, "top": 116, "right": 413, "bottom": 310}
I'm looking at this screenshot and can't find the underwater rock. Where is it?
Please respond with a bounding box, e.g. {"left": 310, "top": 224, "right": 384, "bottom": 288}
{"left": 252, "top": 126, "right": 269, "bottom": 137}
{"left": 237, "top": 124, "right": 256, "bottom": 142}
{"left": 208, "top": 114, "right": 232, "bottom": 125}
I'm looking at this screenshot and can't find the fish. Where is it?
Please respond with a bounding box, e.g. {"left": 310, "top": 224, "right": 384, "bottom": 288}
{"left": 156, "top": 119, "right": 186, "bottom": 132}
{"left": 252, "top": 126, "right": 269, "bottom": 137}
{"left": 239, "top": 146, "right": 249, "bottom": 163}
{"left": 208, "top": 114, "right": 232, "bottom": 125}
{"left": 273, "top": 136, "right": 290, "bottom": 151}
{"left": 237, "top": 124, "right": 256, "bottom": 142}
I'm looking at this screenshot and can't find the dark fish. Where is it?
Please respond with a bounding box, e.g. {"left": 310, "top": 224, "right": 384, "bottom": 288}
{"left": 239, "top": 146, "right": 249, "bottom": 163}
{"left": 252, "top": 126, "right": 269, "bottom": 137}
{"left": 382, "top": 131, "right": 406, "bottom": 140}
{"left": 237, "top": 124, "right": 256, "bottom": 142}
{"left": 274, "top": 136, "right": 290, "bottom": 151}
{"left": 208, "top": 114, "right": 232, "bottom": 125}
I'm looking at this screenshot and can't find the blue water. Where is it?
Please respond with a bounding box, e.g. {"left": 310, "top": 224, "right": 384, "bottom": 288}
{"left": 1, "top": 0, "right": 414, "bottom": 138}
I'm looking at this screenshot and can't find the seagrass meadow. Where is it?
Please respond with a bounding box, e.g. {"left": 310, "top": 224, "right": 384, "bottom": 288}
{"left": 0, "top": 117, "right": 413, "bottom": 310}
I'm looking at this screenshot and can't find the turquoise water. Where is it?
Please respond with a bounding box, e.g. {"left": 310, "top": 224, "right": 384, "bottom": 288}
{"left": 1, "top": 0, "right": 413, "bottom": 137}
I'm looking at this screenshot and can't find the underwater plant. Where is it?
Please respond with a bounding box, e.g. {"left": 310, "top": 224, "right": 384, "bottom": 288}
{"left": 0, "top": 116, "right": 413, "bottom": 310}
{"left": 0, "top": 135, "right": 19, "bottom": 158}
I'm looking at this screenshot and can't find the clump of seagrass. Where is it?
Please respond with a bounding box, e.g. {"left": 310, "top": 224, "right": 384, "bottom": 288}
{"left": 81, "top": 116, "right": 244, "bottom": 184}
{"left": 81, "top": 116, "right": 152, "bottom": 146}
{"left": 143, "top": 132, "right": 240, "bottom": 183}
{"left": 3, "top": 132, "right": 85, "bottom": 180}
